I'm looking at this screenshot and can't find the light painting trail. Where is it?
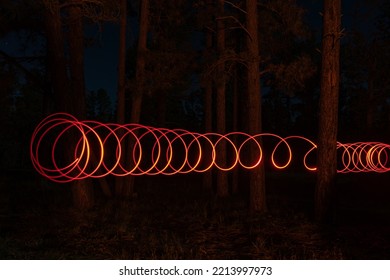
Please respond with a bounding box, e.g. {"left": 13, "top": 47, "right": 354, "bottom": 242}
{"left": 30, "top": 113, "right": 390, "bottom": 183}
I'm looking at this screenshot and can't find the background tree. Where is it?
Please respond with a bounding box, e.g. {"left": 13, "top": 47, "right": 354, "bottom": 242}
{"left": 115, "top": 0, "right": 128, "bottom": 197}
{"left": 196, "top": 0, "right": 214, "bottom": 192}
{"left": 120, "top": 0, "right": 149, "bottom": 198}
{"left": 65, "top": 0, "right": 96, "bottom": 208}
{"left": 43, "top": 0, "right": 94, "bottom": 209}
{"left": 340, "top": 1, "right": 390, "bottom": 140}
{"left": 315, "top": 0, "right": 341, "bottom": 223}
{"left": 246, "top": 0, "right": 266, "bottom": 213}
{"left": 215, "top": 0, "right": 228, "bottom": 197}
{"left": 42, "top": 0, "right": 119, "bottom": 207}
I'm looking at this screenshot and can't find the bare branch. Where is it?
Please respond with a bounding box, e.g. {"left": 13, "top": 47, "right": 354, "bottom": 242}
{"left": 216, "top": 15, "right": 252, "bottom": 40}
{"left": 203, "top": 52, "right": 248, "bottom": 79}
{"left": 224, "top": 0, "right": 247, "bottom": 14}
{"left": 205, "top": 25, "right": 216, "bottom": 34}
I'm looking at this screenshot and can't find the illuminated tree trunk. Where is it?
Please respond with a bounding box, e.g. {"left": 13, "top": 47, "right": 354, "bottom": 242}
{"left": 202, "top": 0, "right": 213, "bottom": 192}
{"left": 115, "top": 0, "right": 127, "bottom": 196}
{"left": 246, "top": 0, "right": 266, "bottom": 213}
{"left": 216, "top": 0, "right": 228, "bottom": 197}
{"left": 315, "top": 0, "right": 341, "bottom": 223}
{"left": 122, "top": 0, "right": 149, "bottom": 197}
{"left": 44, "top": 0, "right": 94, "bottom": 209}
{"left": 67, "top": 2, "right": 95, "bottom": 209}
{"left": 232, "top": 66, "right": 239, "bottom": 194}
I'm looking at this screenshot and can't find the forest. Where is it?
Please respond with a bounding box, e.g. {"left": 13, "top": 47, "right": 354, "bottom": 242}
{"left": 1, "top": 0, "right": 390, "bottom": 259}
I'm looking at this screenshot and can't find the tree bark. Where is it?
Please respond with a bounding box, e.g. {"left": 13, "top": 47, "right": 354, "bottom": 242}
{"left": 44, "top": 0, "right": 69, "bottom": 109}
{"left": 216, "top": 0, "right": 228, "bottom": 197}
{"left": 315, "top": 0, "right": 341, "bottom": 223}
{"left": 44, "top": 0, "right": 94, "bottom": 210}
{"left": 202, "top": 0, "right": 214, "bottom": 193}
{"left": 246, "top": 0, "right": 266, "bottom": 213}
{"left": 67, "top": 1, "right": 94, "bottom": 209}
{"left": 67, "top": 3, "right": 86, "bottom": 115}
{"left": 122, "top": 0, "right": 149, "bottom": 198}
{"left": 232, "top": 66, "right": 239, "bottom": 194}
{"left": 115, "top": 0, "right": 127, "bottom": 196}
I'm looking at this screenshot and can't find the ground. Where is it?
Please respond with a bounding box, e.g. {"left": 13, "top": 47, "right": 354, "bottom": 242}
{"left": 0, "top": 170, "right": 389, "bottom": 259}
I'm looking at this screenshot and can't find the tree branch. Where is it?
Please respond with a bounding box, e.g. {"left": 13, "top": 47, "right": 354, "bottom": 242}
{"left": 0, "top": 50, "right": 43, "bottom": 86}
{"left": 216, "top": 15, "right": 252, "bottom": 41}
{"left": 225, "top": 1, "right": 247, "bottom": 14}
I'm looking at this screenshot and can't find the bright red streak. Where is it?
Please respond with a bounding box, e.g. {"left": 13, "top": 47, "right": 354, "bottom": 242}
{"left": 30, "top": 113, "right": 390, "bottom": 182}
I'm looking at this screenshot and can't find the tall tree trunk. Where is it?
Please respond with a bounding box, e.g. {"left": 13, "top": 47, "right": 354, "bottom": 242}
{"left": 44, "top": 0, "right": 69, "bottom": 109}
{"left": 67, "top": 2, "right": 94, "bottom": 209}
{"left": 246, "top": 0, "right": 266, "bottom": 213}
{"left": 68, "top": 3, "right": 86, "bottom": 115}
{"left": 202, "top": 0, "right": 213, "bottom": 193}
{"left": 232, "top": 66, "right": 239, "bottom": 194}
{"left": 44, "top": 0, "right": 93, "bottom": 210}
{"left": 115, "top": 0, "right": 127, "bottom": 196}
{"left": 315, "top": 0, "right": 341, "bottom": 223}
{"left": 216, "top": 0, "right": 228, "bottom": 197}
{"left": 122, "top": 0, "right": 149, "bottom": 197}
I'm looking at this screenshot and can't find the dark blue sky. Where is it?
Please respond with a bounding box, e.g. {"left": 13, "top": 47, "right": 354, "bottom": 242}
{"left": 84, "top": 23, "right": 120, "bottom": 100}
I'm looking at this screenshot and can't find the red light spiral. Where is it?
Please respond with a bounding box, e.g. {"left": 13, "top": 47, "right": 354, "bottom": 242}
{"left": 30, "top": 113, "right": 390, "bottom": 182}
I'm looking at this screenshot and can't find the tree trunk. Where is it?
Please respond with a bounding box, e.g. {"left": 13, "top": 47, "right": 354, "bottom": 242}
{"left": 315, "top": 0, "right": 341, "bottom": 223}
{"left": 44, "top": 0, "right": 69, "bottom": 109}
{"left": 122, "top": 0, "right": 149, "bottom": 198}
{"left": 202, "top": 0, "right": 213, "bottom": 193}
{"left": 115, "top": 0, "right": 127, "bottom": 196}
{"left": 246, "top": 0, "right": 266, "bottom": 213}
{"left": 67, "top": 2, "right": 94, "bottom": 209}
{"left": 216, "top": 0, "right": 228, "bottom": 197}
{"left": 232, "top": 66, "right": 239, "bottom": 194}
{"left": 67, "top": 3, "right": 86, "bottom": 115}
{"left": 44, "top": 0, "right": 94, "bottom": 210}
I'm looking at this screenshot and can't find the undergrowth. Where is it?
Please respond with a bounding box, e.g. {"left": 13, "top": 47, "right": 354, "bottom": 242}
{"left": 1, "top": 172, "right": 389, "bottom": 259}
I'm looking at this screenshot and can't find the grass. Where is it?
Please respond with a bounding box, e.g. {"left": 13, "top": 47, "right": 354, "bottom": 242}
{"left": 0, "top": 171, "right": 390, "bottom": 259}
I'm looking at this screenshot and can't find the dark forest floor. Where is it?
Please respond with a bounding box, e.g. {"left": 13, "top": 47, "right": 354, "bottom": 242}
{"left": 0, "top": 170, "right": 390, "bottom": 259}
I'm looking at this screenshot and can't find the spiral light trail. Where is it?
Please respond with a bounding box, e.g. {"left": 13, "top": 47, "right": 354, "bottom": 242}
{"left": 30, "top": 113, "right": 390, "bottom": 182}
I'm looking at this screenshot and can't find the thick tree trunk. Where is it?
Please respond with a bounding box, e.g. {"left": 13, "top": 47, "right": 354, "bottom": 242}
{"left": 232, "top": 67, "right": 239, "bottom": 194}
{"left": 67, "top": 3, "right": 86, "bottom": 115}
{"left": 44, "top": 1, "right": 69, "bottom": 109}
{"left": 117, "top": 0, "right": 127, "bottom": 126}
{"left": 44, "top": 0, "right": 94, "bottom": 210}
{"left": 202, "top": 0, "right": 213, "bottom": 193}
{"left": 67, "top": 2, "right": 94, "bottom": 209}
{"left": 122, "top": 0, "right": 149, "bottom": 198}
{"left": 315, "top": 0, "right": 341, "bottom": 223}
{"left": 216, "top": 0, "right": 228, "bottom": 197}
{"left": 246, "top": 0, "right": 266, "bottom": 213}
{"left": 115, "top": 0, "right": 127, "bottom": 196}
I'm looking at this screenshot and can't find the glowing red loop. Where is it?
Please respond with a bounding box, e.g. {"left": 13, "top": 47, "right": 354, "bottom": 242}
{"left": 30, "top": 113, "right": 390, "bottom": 182}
